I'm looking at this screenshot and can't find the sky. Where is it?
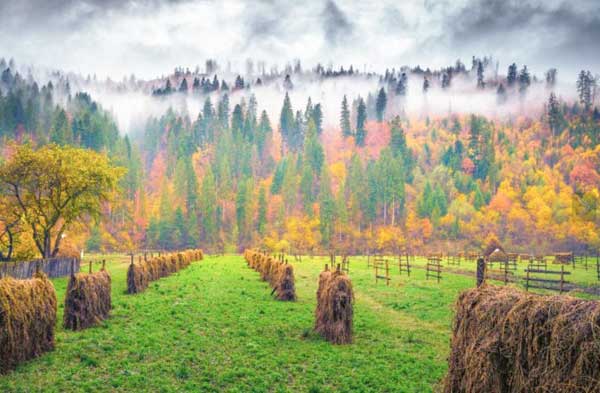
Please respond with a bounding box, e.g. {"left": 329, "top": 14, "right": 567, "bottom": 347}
{"left": 1, "top": 0, "right": 599, "bottom": 80}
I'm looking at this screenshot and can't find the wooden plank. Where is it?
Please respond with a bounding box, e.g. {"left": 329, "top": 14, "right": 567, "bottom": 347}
{"left": 525, "top": 269, "right": 571, "bottom": 275}
{"left": 526, "top": 277, "right": 565, "bottom": 284}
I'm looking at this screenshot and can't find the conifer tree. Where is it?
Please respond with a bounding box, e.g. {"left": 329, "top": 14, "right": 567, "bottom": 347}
{"left": 375, "top": 87, "right": 387, "bottom": 122}
{"left": 355, "top": 98, "right": 367, "bottom": 147}
{"left": 340, "top": 95, "right": 352, "bottom": 137}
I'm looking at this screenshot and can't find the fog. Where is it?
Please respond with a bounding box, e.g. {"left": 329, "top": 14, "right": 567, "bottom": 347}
{"left": 78, "top": 72, "right": 579, "bottom": 134}
{"left": 1, "top": 0, "right": 596, "bottom": 131}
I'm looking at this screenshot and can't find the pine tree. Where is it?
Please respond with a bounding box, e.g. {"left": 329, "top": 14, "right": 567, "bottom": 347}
{"left": 496, "top": 83, "right": 507, "bottom": 105}
{"left": 389, "top": 116, "right": 408, "bottom": 159}
{"left": 179, "top": 78, "right": 188, "bottom": 93}
{"left": 576, "top": 70, "right": 595, "bottom": 111}
{"left": 441, "top": 71, "right": 451, "bottom": 89}
{"left": 355, "top": 98, "right": 367, "bottom": 147}
{"left": 303, "top": 118, "right": 325, "bottom": 175}
{"left": 200, "top": 168, "right": 218, "bottom": 244}
{"left": 340, "top": 95, "right": 352, "bottom": 137}
{"left": 279, "top": 92, "right": 294, "bottom": 149}
{"left": 423, "top": 77, "right": 430, "bottom": 93}
{"left": 256, "top": 110, "right": 272, "bottom": 156}
{"left": 545, "top": 68, "right": 557, "bottom": 88}
{"left": 173, "top": 207, "right": 187, "bottom": 248}
{"left": 547, "top": 92, "right": 563, "bottom": 136}
{"left": 507, "top": 63, "right": 518, "bottom": 87}
{"left": 218, "top": 94, "right": 230, "bottom": 129}
{"left": 318, "top": 165, "right": 335, "bottom": 249}
{"left": 396, "top": 72, "right": 407, "bottom": 96}
{"left": 518, "top": 66, "right": 531, "bottom": 96}
{"left": 257, "top": 186, "right": 267, "bottom": 235}
{"left": 476, "top": 61, "right": 485, "bottom": 89}
{"left": 231, "top": 104, "right": 244, "bottom": 136}
{"left": 375, "top": 87, "right": 387, "bottom": 122}
{"left": 312, "top": 103, "right": 323, "bottom": 135}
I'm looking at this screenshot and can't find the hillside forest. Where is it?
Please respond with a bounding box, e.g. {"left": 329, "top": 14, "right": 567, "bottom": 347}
{"left": 0, "top": 57, "right": 598, "bottom": 259}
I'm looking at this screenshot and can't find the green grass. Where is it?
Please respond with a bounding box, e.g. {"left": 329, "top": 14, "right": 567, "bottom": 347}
{"left": 1, "top": 254, "right": 598, "bottom": 392}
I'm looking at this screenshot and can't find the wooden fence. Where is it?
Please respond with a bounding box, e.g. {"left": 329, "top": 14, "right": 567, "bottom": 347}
{"left": 0, "top": 257, "right": 80, "bottom": 279}
{"left": 426, "top": 256, "right": 442, "bottom": 283}
{"left": 374, "top": 258, "right": 390, "bottom": 286}
{"left": 525, "top": 265, "right": 570, "bottom": 293}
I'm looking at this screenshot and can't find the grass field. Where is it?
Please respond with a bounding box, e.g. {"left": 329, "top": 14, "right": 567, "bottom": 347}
{"left": 1, "top": 254, "right": 598, "bottom": 392}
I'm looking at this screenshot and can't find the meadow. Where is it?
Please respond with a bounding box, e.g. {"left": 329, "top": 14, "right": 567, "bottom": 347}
{"left": 1, "top": 254, "right": 598, "bottom": 392}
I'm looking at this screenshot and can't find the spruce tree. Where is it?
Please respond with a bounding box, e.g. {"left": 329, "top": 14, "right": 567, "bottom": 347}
{"left": 279, "top": 92, "right": 294, "bottom": 149}
{"left": 375, "top": 87, "right": 387, "bottom": 122}
{"left": 476, "top": 61, "right": 485, "bottom": 89}
{"left": 257, "top": 186, "right": 267, "bottom": 235}
{"left": 507, "top": 63, "right": 518, "bottom": 87}
{"left": 355, "top": 98, "right": 367, "bottom": 147}
{"left": 340, "top": 95, "right": 352, "bottom": 137}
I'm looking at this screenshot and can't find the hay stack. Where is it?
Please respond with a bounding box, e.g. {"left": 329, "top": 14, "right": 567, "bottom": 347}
{"left": 64, "top": 268, "right": 112, "bottom": 330}
{"left": 244, "top": 249, "right": 296, "bottom": 302}
{"left": 127, "top": 262, "right": 149, "bottom": 294}
{"left": 314, "top": 267, "right": 354, "bottom": 344}
{"left": 444, "top": 285, "right": 600, "bottom": 393}
{"left": 274, "top": 264, "right": 296, "bottom": 301}
{"left": 127, "top": 249, "right": 203, "bottom": 294}
{"left": 483, "top": 236, "right": 505, "bottom": 257}
{"left": 0, "top": 272, "right": 57, "bottom": 374}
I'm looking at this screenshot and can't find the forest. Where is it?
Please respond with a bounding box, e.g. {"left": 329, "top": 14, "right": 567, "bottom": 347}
{"left": 0, "top": 56, "right": 598, "bottom": 259}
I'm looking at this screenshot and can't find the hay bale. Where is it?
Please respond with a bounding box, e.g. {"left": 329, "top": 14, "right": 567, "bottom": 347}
{"left": 64, "top": 269, "right": 112, "bottom": 330}
{"left": 127, "top": 249, "right": 203, "bottom": 295}
{"left": 274, "top": 264, "right": 296, "bottom": 301}
{"left": 487, "top": 248, "right": 507, "bottom": 262}
{"left": 314, "top": 267, "right": 354, "bottom": 344}
{"left": 444, "top": 285, "right": 600, "bottom": 393}
{"left": 483, "top": 236, "right": 504, "bottom": 257}
{"left": 127, "top": 262, "right": 149, "bottom": 294}
{"left": 0, "top": 272, "right": 57, "bottom": 374}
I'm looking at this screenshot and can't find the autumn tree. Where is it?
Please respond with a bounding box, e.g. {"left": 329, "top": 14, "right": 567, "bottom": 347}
{"left": 0, "top": 144, "right": 124, "bottom": 258}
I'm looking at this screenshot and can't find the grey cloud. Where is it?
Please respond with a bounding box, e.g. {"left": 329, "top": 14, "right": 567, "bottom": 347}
{"left": 322, "top": 0, "right": 353, "bottom": 46}
{"left": 0, "top": 0, "right": 597, "bottom": 79}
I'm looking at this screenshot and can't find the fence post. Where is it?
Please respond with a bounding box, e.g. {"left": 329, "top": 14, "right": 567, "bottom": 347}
{"left": 130, "top": 254, "right": 134, "bottom": 266}
{"left": 560, "top": 265, "right": 565, "bottom": 294}
{"left": 476, "top": 258, "right": 485, "bottom": 287}
{"left": 89, "top": 261, "right": 92, "bottom": 274}
{"left": 102, "top": 259, "right": 106, "bottom": 271}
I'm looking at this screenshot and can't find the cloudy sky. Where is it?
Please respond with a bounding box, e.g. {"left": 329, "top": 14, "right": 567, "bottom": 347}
{"left": 1, "top": 0, "right": 598, "bottom": 80}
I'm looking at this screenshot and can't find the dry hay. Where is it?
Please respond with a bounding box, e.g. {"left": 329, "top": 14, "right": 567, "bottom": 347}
{"left": 487, "top": 248, "right": 508, "bottom": 262}
{"left": 444, "top": 285, "right": 600, "bottom": 393}
{"left": 483, "top": 236, "right": 505, "bottom": 257}
{"left": 314, "top": 266, "right": 354, "bottom": 344}
{"left": 244, "top": 249, "right": 296, "bottom": 302}
{"left": 127, "top": 249, "right": 204, "bottom": 294}
{"left": 64, "top": 268, "right": 111, "bottom": 330}
{"left": 274, "top": 264, "right": 296, "bottom": 301}
{"left": 127, "top": 262, "right": 149, "bottom": 294}
{"left": 0, "top": 272, "right": 57, "bottom": 374}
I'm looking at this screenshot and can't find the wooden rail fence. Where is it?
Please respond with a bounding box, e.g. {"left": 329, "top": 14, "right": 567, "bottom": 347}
{"left": 426, "top": 255, "right": 442, "bottom": 283}
{"left": 0, "top": 257, "right": 80, "bottom": 279}
{"left": 525, "top": 265, "right": 570, "bottom": 293}
{"left": 374, "top": 258, "right": 390, "bottom": 286}
{"left": 398, "top": 253, "right": 411, "bottom": 276}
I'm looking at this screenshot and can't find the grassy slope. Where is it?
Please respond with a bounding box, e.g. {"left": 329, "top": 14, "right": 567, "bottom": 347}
{"left": 1, "top": 254, "right": 597, "bottom": 392}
